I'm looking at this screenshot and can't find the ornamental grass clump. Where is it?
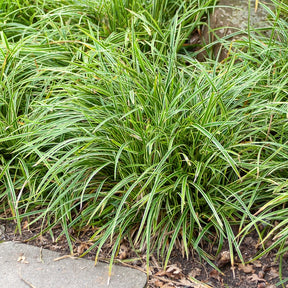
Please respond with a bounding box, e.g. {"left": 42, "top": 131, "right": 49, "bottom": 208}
{"left": 0, "top": 0, "right": 288, "bottom": 270}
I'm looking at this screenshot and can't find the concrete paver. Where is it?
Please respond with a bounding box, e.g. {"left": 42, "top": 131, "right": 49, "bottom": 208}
{"left": 0, "top": 241, "right": 147, "bottom": 288}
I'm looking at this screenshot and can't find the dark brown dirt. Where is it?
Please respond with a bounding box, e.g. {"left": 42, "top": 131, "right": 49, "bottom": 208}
{"left": 0, "top": 217, "right": 287, "bottom": 288}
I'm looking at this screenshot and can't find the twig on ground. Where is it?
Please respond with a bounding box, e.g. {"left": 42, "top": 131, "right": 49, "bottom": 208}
{"left": 18, "top": 269, "right": 37, "bottom": 288}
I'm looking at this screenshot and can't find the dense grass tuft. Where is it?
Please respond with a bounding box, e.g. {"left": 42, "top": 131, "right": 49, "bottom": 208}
{"left": 1, "top": 0, "right": 288, "bottom": 270}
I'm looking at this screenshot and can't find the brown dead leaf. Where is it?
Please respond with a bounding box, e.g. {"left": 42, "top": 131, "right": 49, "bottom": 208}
{"left": 152, "top": 279, "right": 165, "bottom": 287}
{"left": 238, "top": 263, "right": 255, "bottom": 274}
{"left": 254, "top": 260, "right": 262, "bottom": 268}
{"left": 179, "top": 278, "right": 194, "bottom": 287}
{"left": 155, "top": 270, "right": 167, "bottom": 277}
{"left": 37, "top": 235, "right": 48, "bottom": 244}
{"left": 155, "top": 265, "right": 183, "bottom": 280}
{"left": 189, "top": 267, "right": 201, "bottom": 278}
{"left": 166, "top": 264, "right": 182, "bottom": 275}
{"left": 267, "top": 267, "right": 279, "bottom": 280}
{"left": 162, "top": 284, "right": 175, "bottom": 288}
{"left": 76, "top": 242, "right": 90, "bottom": 255}
{"left": 209, "top": 269, "right": 222, "bottom": 282}
{"left": 258, "top": 270, "right": 265, "bottom": 279}
{"left": 167, "top": 265, "right": 183, "bottom": 279}
{"left": 151, "top": 278, "right": 175, "bottom": 288}
{"left": 217, "top": 251, "right": 231, "bottom": 268}
{"left": 248, "top": 274, "right": 265, "bottom": 282}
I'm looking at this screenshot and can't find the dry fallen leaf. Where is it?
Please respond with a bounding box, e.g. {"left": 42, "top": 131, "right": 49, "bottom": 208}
{"left": 37, "top": 235, "right": 48, "bottom": 245}
{"left": 152, "top": 279, "right": 165, "bottom": 287}
{"left": 238, "top": 263, "right": 255, "bottom": 274}
{"left": 248, "top": 273, "right": 265, "bottom": 282}
{"left": 161, "top": 284, "right": 174, "bottom": 288}
{"left": 155, "top": 265, "right": 183, "bottom": 280}
{"left": 151, "top": 278, "right": 175, "bottom": 288}
{"left": 267, "top": 267, "right": 279, "bottom": 280}
{"left": 166, "top": 265, "right": 182, "bottom": 275}
{"left": 258, "top": 270, "right": 265, "bottom": 279}
{"left": 254, "top": 260, "right": 262, "bottom": 268}
{"left": 217, "top": 251, "right": 231, "bottom": 268}
{"left": 179, "top": 278, "right": 194, "bottom": 287}
{"left": 155, "top": 270, "right": 167, "bottom": 277}
{"left": 189, "top": 267, "right": 201, "bottom": 278}
{"left": 209, "top": 269, "right": 222, "bottom": 282}
{"left": 76, "top": 242, "right": 90, "bottom": 255}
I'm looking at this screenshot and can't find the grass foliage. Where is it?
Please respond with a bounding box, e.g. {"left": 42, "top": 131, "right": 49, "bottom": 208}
{"left": 1, "top": 0, "right": 288, "bottom": 268}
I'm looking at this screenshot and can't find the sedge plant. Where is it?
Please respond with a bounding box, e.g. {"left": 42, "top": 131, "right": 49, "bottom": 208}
{"left": 0, "top": 0, "right": 288, "bottom": 276}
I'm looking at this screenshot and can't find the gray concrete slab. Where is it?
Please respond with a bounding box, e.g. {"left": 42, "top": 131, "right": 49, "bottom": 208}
{"left": 0, "top": 241, "right": 147, "bottom": 288}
